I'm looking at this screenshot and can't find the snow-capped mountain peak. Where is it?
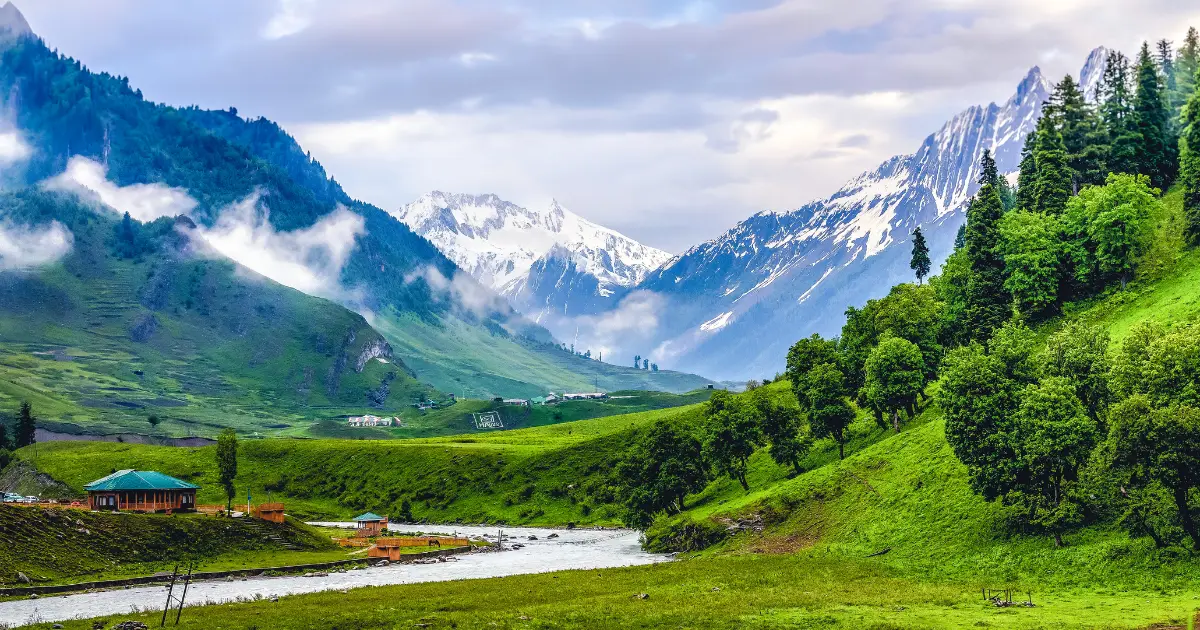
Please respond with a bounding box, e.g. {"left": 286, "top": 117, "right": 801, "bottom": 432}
{"left": 1079, "top": 46, "right": 1110, "bottom": 102}
{"left": 392, "top": 192, "right": 671, "bottom": 318}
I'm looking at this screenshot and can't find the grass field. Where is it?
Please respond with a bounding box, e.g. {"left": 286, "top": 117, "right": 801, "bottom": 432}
{"left": 21, "top": 554, "right": 1200, "bottom": 630}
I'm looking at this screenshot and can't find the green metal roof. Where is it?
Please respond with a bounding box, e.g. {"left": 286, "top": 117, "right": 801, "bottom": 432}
{"left": 352, "top": 512, "right": 386, "bottom": 522}
{"left": 84, "top": 470, "right": 199, "bottom": 492}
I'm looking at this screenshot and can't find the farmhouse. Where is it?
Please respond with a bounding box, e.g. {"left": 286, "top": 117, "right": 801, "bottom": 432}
{"left": 353, "top": 511, "right": 388, "bottom": 536}
{"left": 84, "top": 470, "right": 198, "bottom": 513}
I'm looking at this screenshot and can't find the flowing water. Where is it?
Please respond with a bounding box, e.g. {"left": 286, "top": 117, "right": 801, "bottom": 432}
{"left": 0, "top": 524, "right": 667, "bottom": 627}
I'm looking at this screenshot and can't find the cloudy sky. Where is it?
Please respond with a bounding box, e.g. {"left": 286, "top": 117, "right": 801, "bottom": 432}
{"left": 19, "top": 0, "right": 1200, "bottom": 252}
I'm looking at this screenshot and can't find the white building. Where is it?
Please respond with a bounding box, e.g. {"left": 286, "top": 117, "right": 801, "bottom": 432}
{"left": 347, "top": 415, "right": 396, "bottom": 427}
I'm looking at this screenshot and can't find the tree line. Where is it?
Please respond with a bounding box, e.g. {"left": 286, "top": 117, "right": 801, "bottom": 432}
{"left": 614, "top": 30, "right": 1200, "bottom": 550}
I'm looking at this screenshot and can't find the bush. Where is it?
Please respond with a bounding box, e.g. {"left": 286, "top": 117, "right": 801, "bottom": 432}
{"left": 643, "top": 518, "right": 728, "bottom": 553}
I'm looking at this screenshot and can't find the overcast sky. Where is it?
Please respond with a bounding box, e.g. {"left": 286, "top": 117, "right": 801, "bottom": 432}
{"left": 18, "top": 0, "right": 1200, "bottom": 252}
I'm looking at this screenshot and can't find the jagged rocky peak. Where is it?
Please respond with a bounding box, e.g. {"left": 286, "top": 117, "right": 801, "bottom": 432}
{"left": 0, "top": 2, "right": 32, "bottom": 39}
{"left": 1079, "top": 46, "right": 1110, "bottom": 102}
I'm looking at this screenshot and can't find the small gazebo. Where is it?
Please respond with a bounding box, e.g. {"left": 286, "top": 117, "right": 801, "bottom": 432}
{"left": 84, "top": 470, "right": 198, "bottom": 513}
{"left": 353, "top": 511, "right": 388, "bottom": 537}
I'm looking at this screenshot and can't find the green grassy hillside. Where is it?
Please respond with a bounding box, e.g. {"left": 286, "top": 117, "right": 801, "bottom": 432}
{"left": 0, "top": 192, "right": 434, "bottom": 436}
{"left": 0, "top": 505, "right": 339, "bottom": 587}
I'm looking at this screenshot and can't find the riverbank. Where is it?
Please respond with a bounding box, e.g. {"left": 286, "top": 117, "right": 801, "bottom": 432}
{"left": 0, "top": 526, "right": 662, "bottom": 627}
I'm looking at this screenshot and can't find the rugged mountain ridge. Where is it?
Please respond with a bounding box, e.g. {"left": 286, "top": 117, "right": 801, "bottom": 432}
{"left": 393, "top": 192, "right": 670, "bottom": 320}
{"left": 633, "top": 61, "right": 1078, "bottom": 379}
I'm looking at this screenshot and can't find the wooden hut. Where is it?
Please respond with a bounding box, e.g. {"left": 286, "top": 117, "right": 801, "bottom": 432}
{"left": 352, "top": 511, "right": 388, "bottom": 537}
{"left": 84, "top": 470, "right": 198, "bottom": 513}
{"left": 252, "top": 502, "right": 286, "bottom": 524}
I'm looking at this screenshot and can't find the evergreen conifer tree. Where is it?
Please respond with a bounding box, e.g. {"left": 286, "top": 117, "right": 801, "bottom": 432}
{"left": 0, "top": 420, "right": 8, "bottom": 450}
{"left": 1134, "top": 42, "right": 1178, "bottom": 190}
{"left": 1158, "top": 39, "right": 1179, "bottom": 123}
{"left": 1015, "top": 132, "right": 1038, "bottom": 211}
{"left": 910, "top": 227, "right": 931, "bottom": 284}
{"left": 1049, "top": 75, "right": 1107, "bottom": 190}
{"left": 1101, "top": 50, "right": 1142, "bottom": 177}
{"left": 14, "top": 402, "right": 35, "bottom": 449}
{"left": 1182, "top": 62, "right": 1200, "bottom": 243}
{"left": 1033, "top": 115, "right": 1073, "bottom": 213}
{"left": 963, "top": 150, "right": 1010, "bottom": 341}
{"left": 1175, "top": 28, "right": 1199, "bottom": 117}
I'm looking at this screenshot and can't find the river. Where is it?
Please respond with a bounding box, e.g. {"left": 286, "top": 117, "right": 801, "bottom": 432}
{"left": 0, "top": 524, "right": 667, "bottom": 627}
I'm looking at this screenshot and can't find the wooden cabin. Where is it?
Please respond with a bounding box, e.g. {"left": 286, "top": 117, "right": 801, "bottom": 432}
{"left": 368, "top": 536, "right": 471, "bottom": 560}
{"left": 252, "top": 502, "right": 286, "bottom": 524}
{"left": 352, "top": 511, "right": 388, "bottom": 537}
{"left": 84, "top": 470, "right": 198, "bottom": 513}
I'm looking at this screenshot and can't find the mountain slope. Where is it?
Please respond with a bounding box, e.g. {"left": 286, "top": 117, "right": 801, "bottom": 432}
{"left": 0, "top": 190, "right": 430, "bottom": 436}
{"left": 634, "top": 63, "right": 1069, "bottom": 380}
{"left": 0, "top": 24, "right": 712, "bottom": 400}
{"left": 393, "top": 192, "right": 670, "bottom": 320}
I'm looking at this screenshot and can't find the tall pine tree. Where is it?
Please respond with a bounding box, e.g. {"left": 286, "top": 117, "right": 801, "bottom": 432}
{"left": 1158, "top": 39, "right": 1179, "bottom": 126}
{"left": 1032, "top": 115, "right": 1073, "bottom": 214}
{"left": 1015, "top": 132, "right": 1038, "bottom": 211}
{"left": 15, "top": 402, "right": 35, "bottom": 449}
{"left": 1134, "top": 42, "right": 1178, "bottom": 190}
{"left": 1182, "top": 59, "right": 1200, "bottom": 243}
{"left": 1176, "top": 28, "right": 1199, "bottom": 119}
{"left": 963, "top": 150, "right": 1010, "bottom": 341}
{"left": 1048, "top": 75, "right": 1108, "bottom": 190}
{"left": 910, "top": 227, "right": 931, "bottom": 284}
{"left": 1101, "top": 50, "right": 1142, "bottom": 177}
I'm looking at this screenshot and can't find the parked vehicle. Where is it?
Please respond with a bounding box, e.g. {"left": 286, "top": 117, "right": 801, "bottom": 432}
{"left": 2, "top": 493, "right": 25, "bottom": 503}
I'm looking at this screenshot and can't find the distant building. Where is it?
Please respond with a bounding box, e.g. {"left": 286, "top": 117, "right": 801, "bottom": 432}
{"left": 353, "top": 511, "right": 389, "bottom": 537}
{"left": 84, "top": 470, "right": 198, "bottom": 513}
{"left": 561, "top": 392, "right": 608, "bottom": 401}
{"left": 501, "top": 398, "right": 530, "bottom": 406}
{"left": 348, "top": 415, "right": 396, "bottom": 427}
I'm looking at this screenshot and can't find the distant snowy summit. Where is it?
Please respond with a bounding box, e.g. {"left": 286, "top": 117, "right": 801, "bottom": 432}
{"left": 392, "top": 192, "right": 671, "bottom": 319}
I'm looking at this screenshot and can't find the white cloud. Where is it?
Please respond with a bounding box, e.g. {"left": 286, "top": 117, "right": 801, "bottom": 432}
{"left": 46, "top": 157, "right": 197, "bottom": 222}
{"left": 196, "top": 194, "right": 365, "bottom": 300}
{"left": 543, "top": 290, "right": 667, "bottom": 363}
{"left": 44, "top": 157, "right": 364, "bottom": 301}
{"left": 262, "top": 0, "right": 317, "bottom": 40}
{"left": 0, "top": 220, "right": 73, "bottom": 270}
{"left": 0, "top": 131, "right": 31, "bottom": 165}
{"left": 406, "top": 264, "right": 505, "bottom": 317}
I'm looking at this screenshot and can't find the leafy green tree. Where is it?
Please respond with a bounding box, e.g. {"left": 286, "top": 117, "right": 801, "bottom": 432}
{"left": 14, "top": 402, "right": 35, "bottom": 449}
{"left": 1100, "top": 50, "right": 1142, "bottom": 177}
{"left": 1040, "top": 322, "right": 1112, "bottom": 423}
{"left": 1062, "top": 174, "right": 1156, "bottom": 292}
{"left": 963, "top": 149, "right": 1010, "bottom": 340}
{"left": 870, "top": 283, "right": 944, "bottom": 382}
{"left": 1181, "top": 62, "right": 1200, "bottom": 243}
{"left": 616, "top": 421, "right": 709, "bottom": 528}
{"left": 931, "top": 247, "right": 971, "bottom": 347}
{"left": 938, "top": 343, "right": 1023, "bottom": 499}
{"left": 786, "top": 333, "right": 841, "bottom": 404}
{"left": 999, "top": 210, "right": 1062, "bottom": 319}
{"left": 863, "top": 337, "right": 925, "bottom": 432}
{"left": 1108, "top": 395, "right": 1200, "bottom": 550}
{"left": 703, "top": 390, "right": 762, "bottom": 490}
{"left": 804, "top": 362, "right": 855, "bottom": 460}
{"left": 1134, "top": 42, "right": 1178, "bottom": 190}
{"left": 753, "top": 391, "right": 811, "bottom": 476}
{"left": 1010, "top": 376, "right": 1099, "bottom": 547}
{"left": 909, "top": 227, "right": 931, "bottom": 284}
{"left": 216, "top": 428, "right": 239, "bottom": 512}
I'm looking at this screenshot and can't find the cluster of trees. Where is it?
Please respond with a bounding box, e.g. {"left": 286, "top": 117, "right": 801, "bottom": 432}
{"left": 615, "top": 387, "right": 808, "bottom": 527}
{"left": 940, "top": 320, "right": 1200, "bottom": 549}
{"left": 632, "top": 355, "right": 659, "bottom": 371}
{"left": 0, "top": 402, "right": 37, "bottom": 471}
